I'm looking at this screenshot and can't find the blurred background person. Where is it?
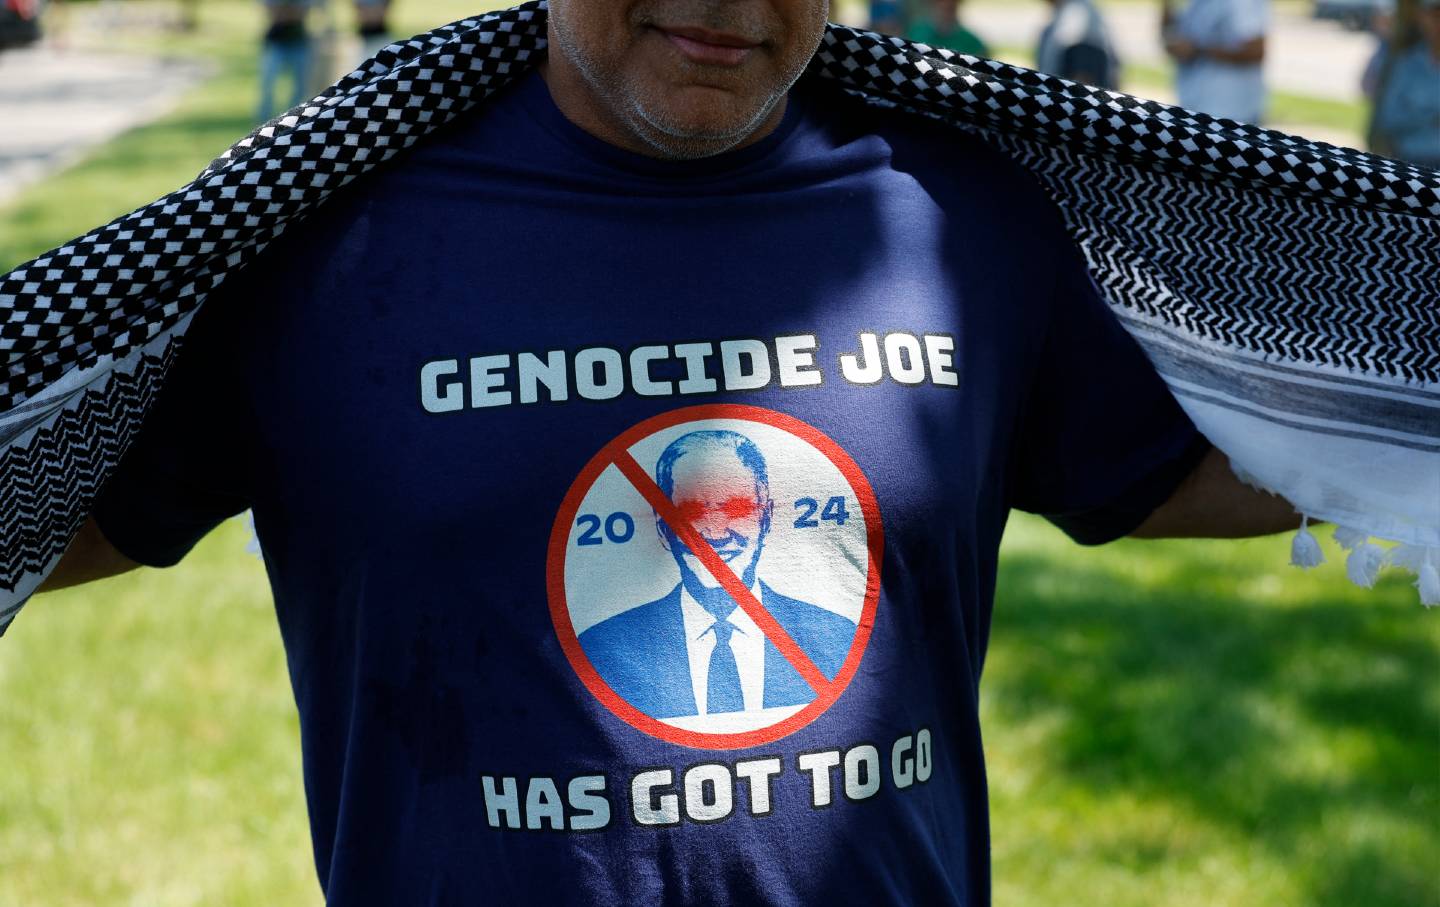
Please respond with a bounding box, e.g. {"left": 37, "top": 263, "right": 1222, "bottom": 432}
{"left": 0, "top": 0, "right": 43, "bottom": 50}
{"left": 869, "top": 0, "right": 907, "bottom": 35}
{"left": 1360, "top": 0, "right": 1397, "bottom": 99}
{"left": 910, "top": 0, "right": 988, "bottom": 56}
{"left": 354, "top": 0, "right": 391, "bottom": 60}
{"left": 257, "top": 0, "right": 315, "bottom": 122}
{"left": 1162, "top": 0, "right": 1269, "bottom": 124}
{"left": 1366, "top": 0, "right": 1440, "bottom": 168}
{"left": 1036, "top": 0, "right": 1121, "bottom": 88}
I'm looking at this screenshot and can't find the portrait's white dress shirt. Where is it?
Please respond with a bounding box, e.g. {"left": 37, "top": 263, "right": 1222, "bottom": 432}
{"left": 679, "top": 583, "right": 766, "bottom": 714}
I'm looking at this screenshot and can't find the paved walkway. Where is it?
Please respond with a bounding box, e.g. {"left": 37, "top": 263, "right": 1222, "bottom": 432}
{"left": 0, "top": 48, "right": 209, "bottom": 204}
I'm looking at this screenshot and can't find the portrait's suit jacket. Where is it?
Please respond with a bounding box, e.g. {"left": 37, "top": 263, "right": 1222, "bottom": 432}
{"left": 578, "top": 582, "right": 857, "bottom": 719}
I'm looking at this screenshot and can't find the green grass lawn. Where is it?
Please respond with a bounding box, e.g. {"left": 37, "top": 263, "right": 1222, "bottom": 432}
{"left": 990, "top": 520, "right": 1438, "bottom": 907}
{"left": 1, "top": 2, "right": 1436, "bottom": 905}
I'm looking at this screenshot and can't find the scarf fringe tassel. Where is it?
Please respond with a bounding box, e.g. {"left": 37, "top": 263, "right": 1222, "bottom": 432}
{"left": 1291, "top": 516, "right": 1440, "bottom": 606}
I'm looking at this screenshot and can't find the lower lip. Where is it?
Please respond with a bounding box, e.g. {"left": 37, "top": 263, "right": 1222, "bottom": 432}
{"left": 662, "top": 31, "right": 755, "bottom": 66}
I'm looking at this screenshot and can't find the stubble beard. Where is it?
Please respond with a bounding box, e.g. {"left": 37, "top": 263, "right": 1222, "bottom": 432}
{"left": 548, "top": 12, "right": 805, "bottom": 160}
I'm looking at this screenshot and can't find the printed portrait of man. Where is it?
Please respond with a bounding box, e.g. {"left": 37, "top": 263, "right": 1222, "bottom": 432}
{"left": 579, "top": 430, "right": 857, "bottom": 720}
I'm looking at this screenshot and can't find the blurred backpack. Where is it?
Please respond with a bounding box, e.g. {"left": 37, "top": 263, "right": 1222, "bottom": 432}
{"left": 1037, "top": 0, "right": 1121, "bottom": 90}
{"left": 1060, "top": 39, "right": 1118, "bottom": 89}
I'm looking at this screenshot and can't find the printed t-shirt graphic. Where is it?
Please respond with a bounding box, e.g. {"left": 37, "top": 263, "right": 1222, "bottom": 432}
{"left": 549, "top": 405, "right": 883, "bottom": 749}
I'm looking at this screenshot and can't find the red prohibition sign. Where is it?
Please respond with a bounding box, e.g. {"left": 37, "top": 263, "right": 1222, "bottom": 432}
{"left": 547, "top": 404, "right": 885, "bottom": 750}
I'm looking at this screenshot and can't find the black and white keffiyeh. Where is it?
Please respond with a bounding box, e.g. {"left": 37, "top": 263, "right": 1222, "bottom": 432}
{"left": 2, "top": 1, "right": 1438, "bottom": 633}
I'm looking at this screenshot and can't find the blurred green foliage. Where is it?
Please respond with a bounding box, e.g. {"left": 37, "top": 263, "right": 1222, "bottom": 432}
{"left": 0, "top": 2, "right": 1435, "bottom": 905}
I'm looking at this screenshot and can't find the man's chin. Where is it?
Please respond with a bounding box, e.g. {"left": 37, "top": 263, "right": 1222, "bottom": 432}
{"left": 629, "top": 91, "right": 781, "bottom": 158}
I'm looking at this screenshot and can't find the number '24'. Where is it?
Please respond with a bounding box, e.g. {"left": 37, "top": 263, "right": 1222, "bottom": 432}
{"left": 794, "top": 496, "right": 850, "bottom": 528}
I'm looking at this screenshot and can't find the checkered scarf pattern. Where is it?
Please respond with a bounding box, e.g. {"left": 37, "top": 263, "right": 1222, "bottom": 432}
{"left": 3, "top": 1, "right": 1438, "bottom": 630}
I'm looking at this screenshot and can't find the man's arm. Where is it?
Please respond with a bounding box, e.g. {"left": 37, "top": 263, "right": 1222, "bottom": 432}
{"left": 36, "top": 517, "right": 141, "bottom": 594}
{"left": 1165, "top": 35, "right": 1266, "bottom": 65}
{"left": 1131, "top": 447, "right": 1299, "bottom": 539}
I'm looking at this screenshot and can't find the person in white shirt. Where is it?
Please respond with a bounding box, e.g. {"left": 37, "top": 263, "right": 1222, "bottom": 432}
{"left": 1163, "top": 0, "right": 1269, "bottom": 124}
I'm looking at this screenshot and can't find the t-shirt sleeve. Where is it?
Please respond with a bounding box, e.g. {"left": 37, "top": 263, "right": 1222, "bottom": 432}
{"left": 92, "top": 290, "right": 254, "bottom": 567}
{"left": 1007, "top": 230, "right": 1211, "bottom": 545}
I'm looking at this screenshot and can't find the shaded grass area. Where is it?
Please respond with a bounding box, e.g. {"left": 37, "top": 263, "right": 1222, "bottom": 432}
{"left": 2, "top": 2, "right": 1435, "bottom": 903}
{"left": 988, "top": 518, "right": 1439, "bottom": 907}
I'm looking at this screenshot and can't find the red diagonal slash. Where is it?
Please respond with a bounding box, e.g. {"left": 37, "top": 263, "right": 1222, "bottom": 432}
{"left": 612, "top": 450, "right": 831, "bottom": 695}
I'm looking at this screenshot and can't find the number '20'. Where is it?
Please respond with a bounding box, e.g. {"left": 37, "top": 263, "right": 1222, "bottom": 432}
{"left": 577, "top": 512, "right": 636, "bottom": 546}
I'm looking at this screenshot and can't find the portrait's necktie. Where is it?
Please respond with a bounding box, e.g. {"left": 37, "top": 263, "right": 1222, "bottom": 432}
{"left": 707, "top": 620, "right": 744, "bottom": 714}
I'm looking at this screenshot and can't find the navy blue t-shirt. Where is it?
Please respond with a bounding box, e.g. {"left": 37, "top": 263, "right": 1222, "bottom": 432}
{"left": 95, "top": 71, "right": 1207, "bottom": 906}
